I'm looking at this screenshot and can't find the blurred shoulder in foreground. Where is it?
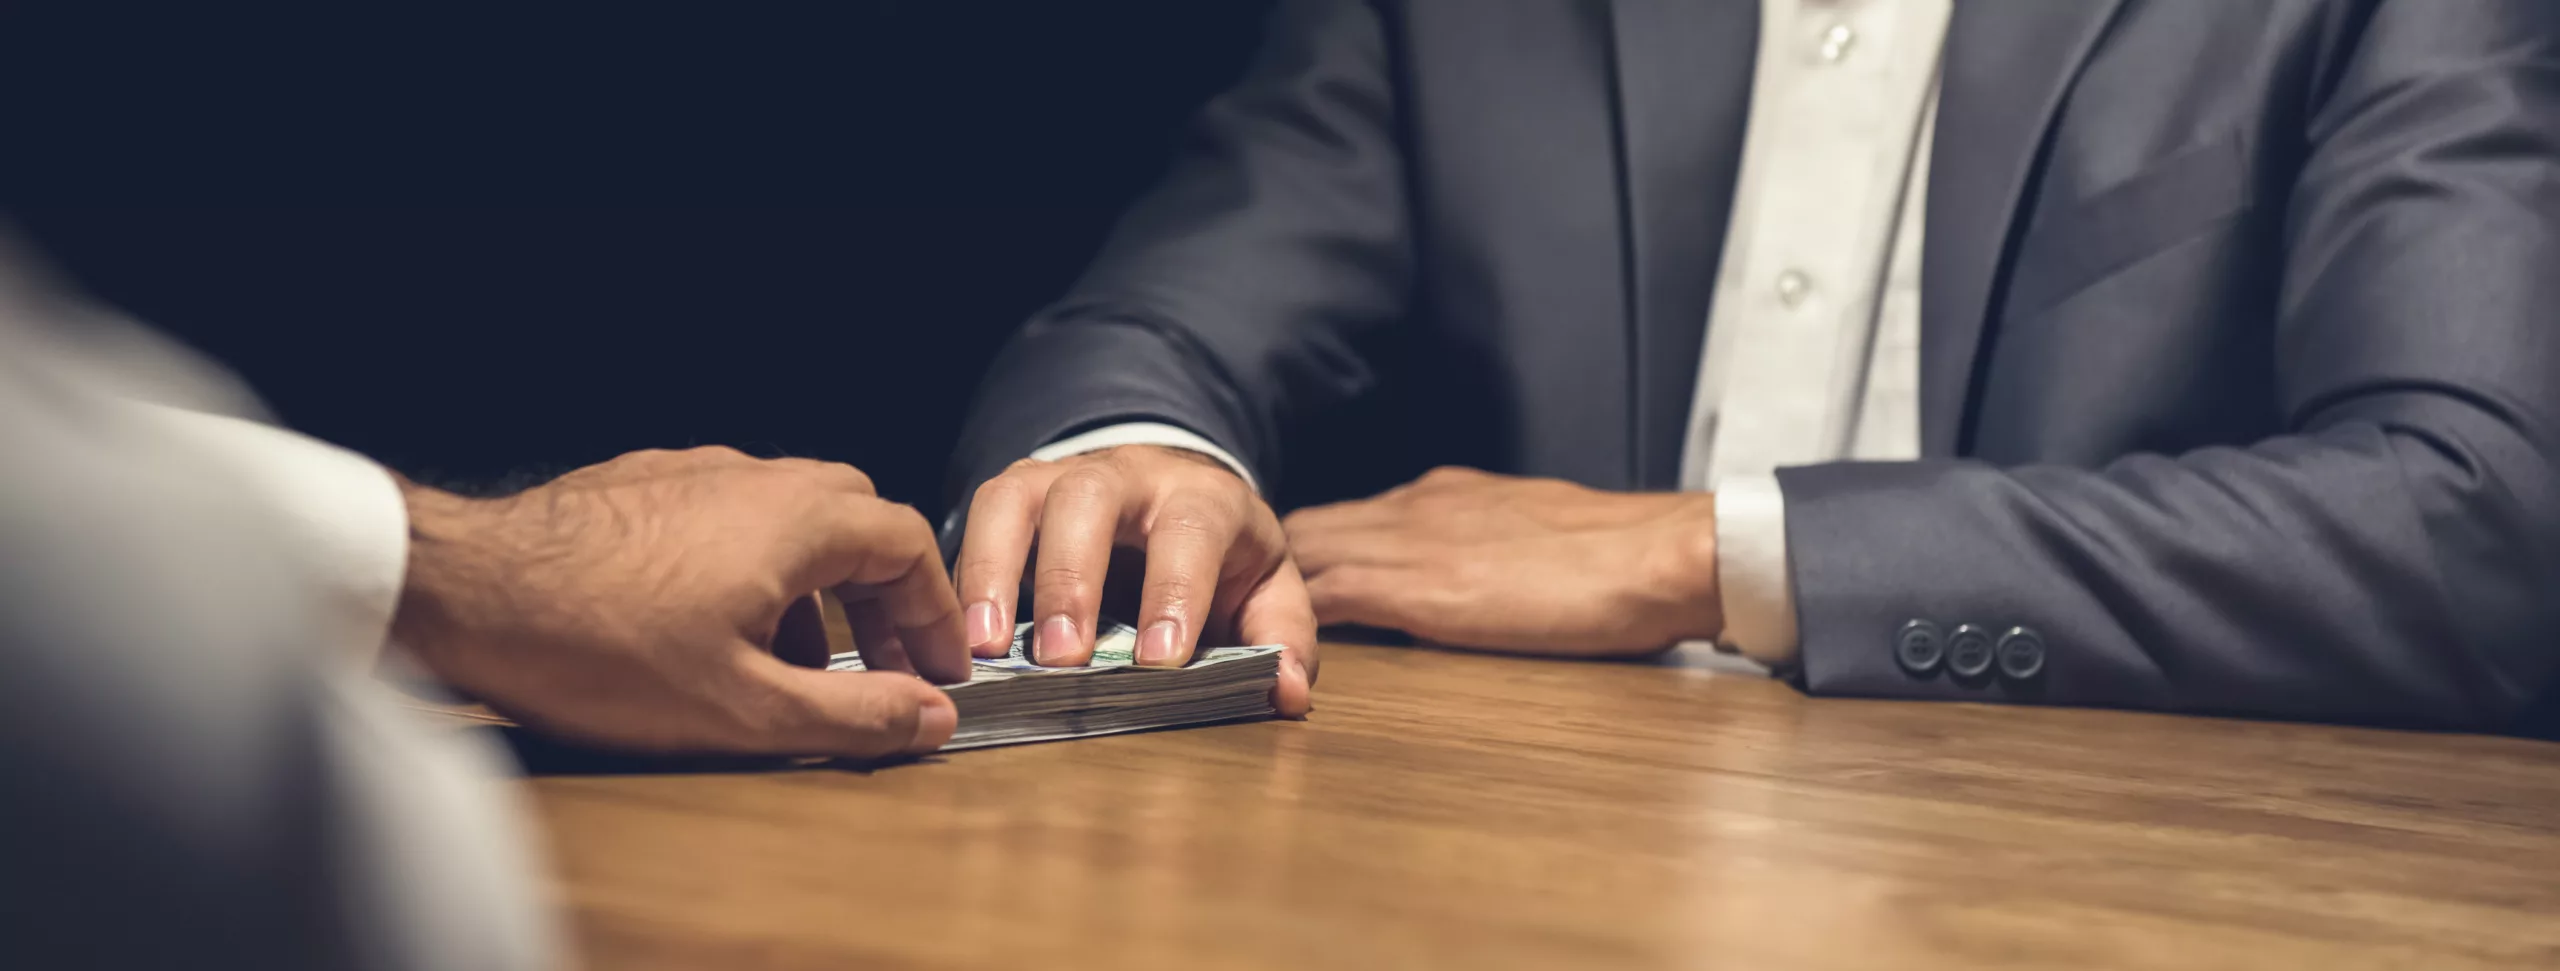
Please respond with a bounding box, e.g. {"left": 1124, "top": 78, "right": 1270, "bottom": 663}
{"left": 0, "top": 227, "right": 557, "bottom": 971}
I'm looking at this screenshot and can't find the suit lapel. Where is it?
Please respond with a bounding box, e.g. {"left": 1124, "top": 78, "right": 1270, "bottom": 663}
{"left": 1920, "top": 0, "right": 2126, "bottom": 456}
{"left": 1603, "top": 0, "right": 1759, "bottom": 488}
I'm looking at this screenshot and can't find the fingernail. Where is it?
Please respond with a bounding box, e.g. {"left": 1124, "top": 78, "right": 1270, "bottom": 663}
{"left": 1138, "top": 621, "right": 1180, "bottom": 666}
{"left": 965, "top": 601, "right": 1000, "bottom": 649}
{"left": 909, "top": 702, "right": 956, "bottom": 752}
{"left": 1035, "top": 615, "right": 1079, "bottom": 666}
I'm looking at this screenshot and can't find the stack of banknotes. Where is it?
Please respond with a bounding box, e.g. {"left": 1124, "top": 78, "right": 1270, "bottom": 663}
{"left": 829, "top": 621, "right": 1283, "bottom": 750}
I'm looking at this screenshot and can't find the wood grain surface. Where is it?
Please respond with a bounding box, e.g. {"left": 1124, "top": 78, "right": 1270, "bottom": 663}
{"left": 520, "top": 644, "right": 2560, "bottom": 970}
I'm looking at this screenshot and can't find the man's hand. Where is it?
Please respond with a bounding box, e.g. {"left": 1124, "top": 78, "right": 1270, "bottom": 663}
{"left": 955, "top": 445, "right": 1317, "bottom": 716}
{"left": 390, "top": 446, "right": 969, "bottom": 759}
{"left": 1285, "top": 467, "right": 1721, "bottom": 656}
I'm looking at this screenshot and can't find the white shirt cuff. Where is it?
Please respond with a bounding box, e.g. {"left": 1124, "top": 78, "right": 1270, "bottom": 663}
{"left": 1032, "top": 421, "right": 1259, "bottom": 492}
{"left": 133, "top": 406, "right": 410, "bottom": 667}
{"left": 1713, "top": 473, "right": 1802, "bottom": 666}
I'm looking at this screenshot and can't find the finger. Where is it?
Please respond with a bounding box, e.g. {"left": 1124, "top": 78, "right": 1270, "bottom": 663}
{"left": 1234, "top": 560, "right": 1321, "bottom": 718}
{"left": 744, "top": 652, "right": 957, "bottom": 758}
{"left": 1283, "top": 513, "right": 1404, "bottom": 579}
{"left": 1278, "top": 497, "right": 1399, "bottom": 540}
{"left": 1303, "top": 564, "right": 1413, "bottom": 633}
{"left": 955, "top": 461, "right": 1064, "bottom": 658}
{"left": 1133, "top": 491, "right": 1243, "bottom": 668}
{"left": 1341, "top": 467, "right": 1462, "bottom": 506}
{"left": 797, "top": 496, "right": 971, "bottom": 685}
{"left": 840, "top": 592, "right": 917, "bottom": 676}
{"left": 1029, "top": 463, "right": 1127, "bottom": 666}
{"left": 770, "top": 592, "right": 836, "bottom": 670}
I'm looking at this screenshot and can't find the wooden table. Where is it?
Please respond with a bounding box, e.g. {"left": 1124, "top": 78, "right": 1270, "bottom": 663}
{"left": 521, "top": 643, "right": 2560, "bottom": 970}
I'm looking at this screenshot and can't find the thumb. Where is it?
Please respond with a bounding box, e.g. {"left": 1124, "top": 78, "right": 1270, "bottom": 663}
{"left": 746, "top": 654, "right": 958, "bottom": 758}
{"left": 1235, "top": 561, "right": 1320, "bottom": 719}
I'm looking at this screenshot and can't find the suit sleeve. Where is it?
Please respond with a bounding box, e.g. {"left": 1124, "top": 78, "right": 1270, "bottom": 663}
{"left": 1783, "top": 2, "right": 2560, "bottom": 730}
{"left": 942, "top": 0, "right": 1410, "bottom": 545}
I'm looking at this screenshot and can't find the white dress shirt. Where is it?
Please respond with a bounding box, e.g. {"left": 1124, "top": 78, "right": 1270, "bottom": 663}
{"left": 1048, "top": 0, "right": 1949, "bottom": 668}
{"left": 1682, "top": 0, "right": 1946, "bottom": 664}
{"left": 0, "top": 271, "right": 557, "bottom": 971}
{"left": 131, "top": 405, "right": 414, "bottom": 666}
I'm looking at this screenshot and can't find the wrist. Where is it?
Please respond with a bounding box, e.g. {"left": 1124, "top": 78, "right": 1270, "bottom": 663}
{"left": 388, "top": 477, "right": 505, "bottom": 662}
{"left": 1122, "top": 443, "right": 1237, "bottom": 473}
{"left": 1652, "top": 492, "right": 1723, "bottom": 642}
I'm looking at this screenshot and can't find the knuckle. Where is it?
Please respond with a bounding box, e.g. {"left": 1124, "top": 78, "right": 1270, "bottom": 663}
{"left": 1184, "top": 473, "right": 1254, "bottom": 512}
{"left": 1151, "top": 569, "right": 1200, "bottom": 599}
{"left": 1172, "top": 465, "right": 1246, "bottom": 501}
{"left": 847, "top": 499, "right": 933, "bottom": 552}
{"left": 882, "top": 501, "right": 932, "bottom": 537}
{"left": 955, "top": 554, "right": 1013, "bottom": 586}
{"left": 822, "top": 462, "right": 876, "bottom": 495}
{"left": 772, "top": 457, "right": 872, "bottom": 493}
{"left": 1149, "top": 560, "right": 1205, "bottom": 598}
{"left": 956, "top": 545, "right": 1024, "bottom": 586}
{"left": 1248, "top": 498, "right": 1285, "bottom": 532}
{"left": 1004, "top": 457, "right": 1051, "bottom": 474}
{"left": 1048, "top": 465, "right": 1121, "bottom": 503}
{"left": 974, "top": 474, "right": 1029, "bottom": 510}
{"left": 1237, "top": 492, "right": 1279, "bottom": 528}
{"left": 720, "top": 674, "right": 810, "bottom": 743}
{"left": 1302, "top": 573, "right": 1345, "bottom": 609}
{"left": 1150, "top": 584, "right": 1200, "bottom": 619}
{"left": 1033, "top": 563, "right": 1094, "bottom": 595}
{"left": 843, "top": 691, "right": 913, "bottom": 735}
{"left": 1153, "top": 505, "right": 1231, "bottom": 542}
{"left": 833, "top": 697, "right": 920, "bottom": 757}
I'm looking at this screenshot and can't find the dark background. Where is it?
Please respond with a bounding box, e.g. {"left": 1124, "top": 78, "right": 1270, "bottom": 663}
{"left": 3, "top": 1, "right": 1278, "bottom": 515}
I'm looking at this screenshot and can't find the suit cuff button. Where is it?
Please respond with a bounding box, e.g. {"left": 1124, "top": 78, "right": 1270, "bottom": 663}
{"left": 1894, "top": 619, "right": 1945, "bottom": 675}
{"left": 1996, "top": 626, "right": 2047, "bottom": 680}
{"left": 1945, "top": 624, "right": 1996, "bottom": 678}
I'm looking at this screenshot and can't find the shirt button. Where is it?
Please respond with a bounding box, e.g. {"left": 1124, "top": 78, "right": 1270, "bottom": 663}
{"left": 1776, "top": 269, "right": 1812, "bottom": 307}
{"left": 1818, "top": 22, "right": 1856, "bottom": 62}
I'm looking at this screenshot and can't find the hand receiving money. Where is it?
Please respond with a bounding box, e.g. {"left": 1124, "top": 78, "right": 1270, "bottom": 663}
{"left": 392, "top": 447, "right": 971, "bottom": 758}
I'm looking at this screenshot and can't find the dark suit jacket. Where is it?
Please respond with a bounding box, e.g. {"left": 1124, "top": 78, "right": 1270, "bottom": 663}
{"left": 949, "top": 0, "right": 2560, "bottom": 731}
